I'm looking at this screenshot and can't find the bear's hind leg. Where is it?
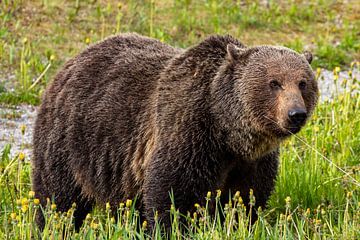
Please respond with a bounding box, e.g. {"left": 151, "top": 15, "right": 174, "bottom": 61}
{"left": 32, "top": 168, "right": 94, "bottom": 230}
{"left": 72, "top": 195, "right": 94, "bottom": 230}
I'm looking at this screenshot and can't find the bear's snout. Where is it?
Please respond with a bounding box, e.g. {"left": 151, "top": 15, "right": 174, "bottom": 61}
{"left": 287, "top": 108, "right": 307, "bottom": 133}
{"left": 288, "top": 108, "right": 307, "bottom": 125}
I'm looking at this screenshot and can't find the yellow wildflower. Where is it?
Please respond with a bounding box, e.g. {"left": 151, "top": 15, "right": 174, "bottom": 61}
{"left": 51, "top": 203, "right": 57, "bottom": 211}
{"left": 18, "top": 152, "right": 25, "bottom": 161}
{"left": 10, "top": 213, "right": 17, "bottom": 220}
{"left": 28, "top": 191, "right": 35, "bottom": 198}
{"left": 206, "top": 191, "right": 211, "bottom": 199}
{"left": 20, "top": 125, "right": 26, "bottom": 135}
{"left": 34, "top": 199, "right": 40, "bottom": 205}
{"left": 126, "top": 199, "right": 132, "bottom": 208}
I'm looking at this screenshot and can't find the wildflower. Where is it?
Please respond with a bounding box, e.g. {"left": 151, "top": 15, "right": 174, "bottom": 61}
{"left": 238, "top": 196, "right": 243, "bottom": 205}
{"left": 314, "top": 126, "right": 320, "bottom": 133}
{"left": 72, "top": 202, "right": 77, "bottom": 209}
{"left": 18, "top": 152, "right": 25, "bottom": 161}
{"left": 194, "top": 203, "right": 200, "bottom": 208}
{"left": 321, "top": 209, "right": 326, "bottom": 215}
{"left": 126, "top": 199, "right": 132, "bottom": 208}
{"left": 119, "top": 203, "right": 124, "bottom": 209}
{"left": 51, "top": 203, "right": 57, "bottom": 211}
{"left": 249, "top": 189, "right": 255, "bottom": 206}
{"left": 10, "top": 213, "right": 17, "bottom": 220}
{"left": 22, "top": 37, "right": 28, "bottom": 44}
{"left": 85, "top": 37, "right": 90, "bottom": 44}
{"left": 285, "top": 196, "right": 291, "bottom": 210}
{"left": 228, "top": 200, "right": 233, "bottom": 208}
{"left": 106, "top": 202, "right": 111, "bottom": 211}
{"left": 334, "top": 66, "right": 341, "bottom": 73}
{"left": 142, "top": 220, "right": 147, "bottom": 230}
{"left": 347, "top": 191, "right": 353, "bottom": 199}
{"left": 111, "top": 217, "right": 115, "bottom": 223}
{"left": 287, "top": 215, "right": 292, "bottom": 222}
{"left": 67, "top": 210, "right": 73, "bottom": 218}
{"left": 28, "top": 191, "right": 35, "bottom": 198}
{"left": 90, "top": 221, "right": 98, "bottom": 230}
{"left": 154, "top": 211, "right": 158, "bottom": 221}
{"left": 234, "top": 191, "right": 240, "bottom": 199}
{"left": 216, "top": 189, "right": 221, "bottom": 198}
{"left": 20, "top": 125, "right": 26, "bottom": 135}
{"left": 21, "top": 205, "right": 28, "bottom": 213}
{"left": 117, "top": 3, "right": 122, "bottom": 9}
{"left": 50, "top": 55, "right": 55, "bottom": 61}
{"left": 206, "top": 191, "right": 211, "bottom": 199}
{"left": 305, "top": 208, "right": 310, "bottom": 217}
{"left": 16, "top": 199, "right": 22, "bottom": 206}
{"left": 21, "top": 198, "right": 29, "bottom": 206}
{"left": 86, "top": 213, "right": 92, "bottom": 221}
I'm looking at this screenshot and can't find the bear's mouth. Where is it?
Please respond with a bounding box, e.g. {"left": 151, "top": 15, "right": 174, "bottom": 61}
{"left": 286, "top": 126, "right": 302, "bottom": 134}
{"left": 273, "top": 125, "right": 302, "bottom": 138}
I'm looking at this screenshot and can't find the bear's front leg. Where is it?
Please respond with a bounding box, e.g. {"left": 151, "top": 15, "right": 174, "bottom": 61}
{"left": 142, "top": 148, "right": 220, "bottom": 230}
{"left": 223, "top": 150, "right": 279, "bottom": 221}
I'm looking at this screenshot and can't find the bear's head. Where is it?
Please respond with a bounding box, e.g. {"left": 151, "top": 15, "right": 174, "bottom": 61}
{"left": 212, "top": 44, "right": 318, "bottom": 143}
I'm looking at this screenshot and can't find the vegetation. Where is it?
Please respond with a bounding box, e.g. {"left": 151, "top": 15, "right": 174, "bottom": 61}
{"left": 0, "top": 0, "right": 359, "bottom": 239}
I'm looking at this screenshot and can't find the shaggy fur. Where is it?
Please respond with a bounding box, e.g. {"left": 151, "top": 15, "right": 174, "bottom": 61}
{"left": 32, "top": 33, "right": 318, "bottom": 229}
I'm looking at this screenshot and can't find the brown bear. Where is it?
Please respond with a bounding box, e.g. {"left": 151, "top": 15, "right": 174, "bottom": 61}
{"left": 32, "top": 33, "right": 318, "bottom": 230}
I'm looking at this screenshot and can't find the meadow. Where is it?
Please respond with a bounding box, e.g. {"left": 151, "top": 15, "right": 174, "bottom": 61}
{"left": 0, "top": 0, "right": 359, "bottom": 239}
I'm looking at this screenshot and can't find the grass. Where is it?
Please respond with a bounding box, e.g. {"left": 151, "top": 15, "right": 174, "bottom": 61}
{"left": 0, "top": 0, "right": 359, "bottom": 105}
{"left": 0, "top": 0, "right": 359, "bottom": 239}
{"left": 1, "top": 64, "right": 359, "bottom": 239}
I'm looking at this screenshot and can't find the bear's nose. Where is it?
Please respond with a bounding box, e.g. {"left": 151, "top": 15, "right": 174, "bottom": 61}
{"left": 288, "top": 109, "right": 307, "bottom": 126}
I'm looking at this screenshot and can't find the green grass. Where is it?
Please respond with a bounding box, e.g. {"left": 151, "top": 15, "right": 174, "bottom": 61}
{"left": 1, "top": 64, "right": 359, "bottom": 239}
{"left": 0, "top": 0, "right": 359, "bottom": 105}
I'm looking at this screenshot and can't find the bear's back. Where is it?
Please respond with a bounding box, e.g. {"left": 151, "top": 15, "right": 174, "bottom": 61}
{"left": 33, "top": 34, "right": 181, "bottom": 203}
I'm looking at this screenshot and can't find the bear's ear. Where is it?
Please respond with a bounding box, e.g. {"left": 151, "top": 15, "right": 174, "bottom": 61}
{"left": 226, "top": 43, "right": 250, "bottom": 64}
{"left": 302, "top": 51, "right": 313, "bottom": 64}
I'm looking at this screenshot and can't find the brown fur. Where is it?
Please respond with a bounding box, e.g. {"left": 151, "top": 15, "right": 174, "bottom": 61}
{"left": 32, "top": 33, "right": 318, "bottom": 229}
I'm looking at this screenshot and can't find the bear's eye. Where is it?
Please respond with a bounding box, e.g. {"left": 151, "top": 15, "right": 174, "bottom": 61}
{"left": 270, "top": 80, "right": 282, "bottom": 90}
{"left": 299, "top": 81, "right": 307, "bottom": 90}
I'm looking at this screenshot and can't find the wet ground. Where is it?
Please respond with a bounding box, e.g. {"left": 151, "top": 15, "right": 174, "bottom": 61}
{"left": 0, "top": 68, "right": 359, "bottom": 159}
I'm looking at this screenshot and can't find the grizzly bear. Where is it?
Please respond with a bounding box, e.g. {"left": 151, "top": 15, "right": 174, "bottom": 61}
{"left": 32, "top": 33, "right": 318, "bottom": 230}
